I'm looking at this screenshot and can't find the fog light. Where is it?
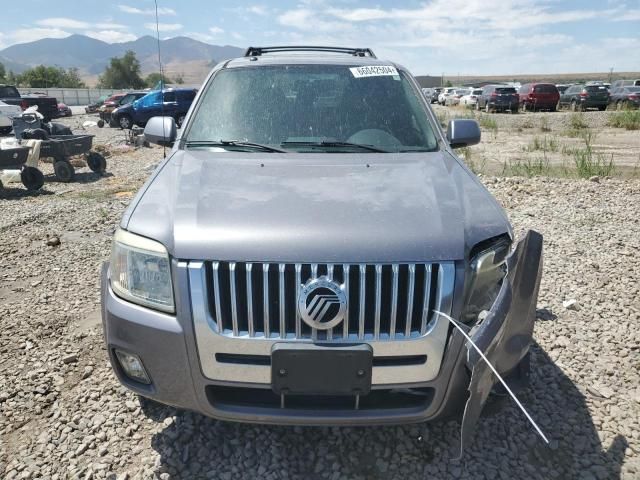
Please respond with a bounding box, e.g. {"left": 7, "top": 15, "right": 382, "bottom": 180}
{"left": 115, "top": 349, "right": 151, "bottom": 384}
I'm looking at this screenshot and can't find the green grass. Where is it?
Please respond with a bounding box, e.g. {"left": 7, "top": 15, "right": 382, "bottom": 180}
{"left": 459, "top": 146, "right": 486, "bottom": 175}
{"left": 502, "top": 156, "right": 551, "bottom": 177}
{"left": 523, "top": 136, "right": 559, "bottom": 153}
{"left": 607, "top": 110, "right": 640, "bottom": 130}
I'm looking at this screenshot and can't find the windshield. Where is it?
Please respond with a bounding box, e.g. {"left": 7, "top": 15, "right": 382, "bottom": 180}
{"left": 186, "top": 65, "right": 438, "bottom": 152}
{"left": 496, "top": 87, "right": 517, "bottom": 94}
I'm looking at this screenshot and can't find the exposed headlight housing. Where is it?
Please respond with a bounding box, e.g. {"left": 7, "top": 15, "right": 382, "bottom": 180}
{"left": 110, "top": 229, "right": 174, "bottom": 313}
{"left": 461, "top": 236, "right": 511, "bottom": 323}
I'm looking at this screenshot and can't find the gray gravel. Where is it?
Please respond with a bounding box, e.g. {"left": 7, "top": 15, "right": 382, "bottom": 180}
{"left": 1, "top": 114, "right": 639, "bottom": 479}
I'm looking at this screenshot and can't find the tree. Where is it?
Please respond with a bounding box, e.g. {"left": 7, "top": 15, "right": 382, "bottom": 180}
{"left": 445, "top": 80, "right": 453, "bottom": 87}
{"left": 144, "top": 72, "right": 172, "bottom": 88}
{"left": 14, "top": 65, "right": 86, "bottom": 88}
{"left": 0, "top": 62, "right": 6, "bottom": 83}
{"left": 98, "top": 51, "right": 145, "bottom": 89}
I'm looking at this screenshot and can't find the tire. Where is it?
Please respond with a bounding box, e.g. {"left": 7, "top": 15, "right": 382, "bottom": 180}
{"left": 97, "top": 119, "right": 105, "bottom": 128}
{"left": 118, "top": 115, "right": 132, "bottom": 130}
{"left": 86, "top": 151, "right": 107, "bottom": 173}
{"left": 20, "top": 166, "right": 44, "bottom": 191}
{"left": 54, "top": 160, "right": 75, "bottom": 183}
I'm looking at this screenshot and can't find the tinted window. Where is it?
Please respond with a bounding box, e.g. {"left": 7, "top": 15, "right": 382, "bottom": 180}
{"left": 533, "top": 84, "right": 557, "bottom": 93}
{"left": 0, "top": 86, "right": 20, "bottom": 97}
{"left": 585, "top": 86, "right": 607, "bottom": 93}
{"left": 495, "top": 87, "right": 517, "bottom": 94}
{"left": 163, "top": 92, "right": 176, "bottom": 102}
{"left": 177, "top": 90, "right": 196, "bottom": 101}
{"left": 188, "top": 65, "right": 438, "bottom": 152}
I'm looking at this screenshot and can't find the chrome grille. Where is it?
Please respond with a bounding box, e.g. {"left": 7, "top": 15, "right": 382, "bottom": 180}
{"left": 205, "top": 262, "right": 453, "bottom": 341}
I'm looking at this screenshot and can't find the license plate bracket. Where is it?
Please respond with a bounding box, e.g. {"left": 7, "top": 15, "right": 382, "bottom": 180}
{"left": 271, "top": 343, "right": 373, "bottom": 396}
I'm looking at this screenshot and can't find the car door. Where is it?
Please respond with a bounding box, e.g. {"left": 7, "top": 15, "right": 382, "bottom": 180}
{"left": 133, "top": 91, "right": 161, "bottom": 123}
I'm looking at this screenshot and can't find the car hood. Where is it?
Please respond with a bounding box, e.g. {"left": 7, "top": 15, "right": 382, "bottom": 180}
{"left": 123, "top": 150, "right": 511, "bottom": 263}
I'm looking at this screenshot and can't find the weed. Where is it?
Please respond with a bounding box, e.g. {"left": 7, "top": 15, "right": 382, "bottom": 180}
{"left": 502, "top": 156, "right": 551, "bottom": 177}
{"left": 523, "top": 136, "right": 559, "bottom": 153}
{"left": 572, "top": 146, "right": 615, "bottom": 178}
{"left": 459, "top": 147, "right": 486, "bottom": 175}
{"left": 521, "top": 118, "right": 534, "bottom": 129}
{"left": 607, "top": 110, "right": 640, "bottom": 130}
{"left": 539, "top": 115, "right": 551, "bottom": 132}
{"left": 569, "top": 112, "right": 587, "bottom": 130}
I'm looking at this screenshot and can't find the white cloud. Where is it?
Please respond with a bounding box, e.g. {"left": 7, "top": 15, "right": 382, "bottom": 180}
{"left": 10, "top": 28, "right": 71, "bottom": 44}
{"left": 118, "top": 4, "right": 176, "bottom": 15}
{"left": 247, "top": 5, "right": 268, "bottom": 16}
{"left": 231, "top": 32, "right": 245, "bottom": 40}
{"left": 35, "top": 18, "right": 128, "bottom": 31}
{"left": 144, "top": 23, "right": 184, "bottom": 32}
{"left": 210, "top": 27, "right": 224, "bottom": 34}
{"left": 85, "top": 30, "right": 137, "bottom": 43}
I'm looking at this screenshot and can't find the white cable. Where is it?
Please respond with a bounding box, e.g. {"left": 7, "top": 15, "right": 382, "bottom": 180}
{"left": 433, "top": 310, "right": 549, "bottom": 444}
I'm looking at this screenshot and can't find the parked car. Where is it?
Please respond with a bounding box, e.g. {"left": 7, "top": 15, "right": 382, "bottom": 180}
{"left": 111, "top": 88, "right": 197, "bottom": 129}
{"left": 444, "top": 89, "right": 468, "bottom": 106}
{"left": 609, "top": 86, "right": 640, "bottom": 109}
{"left": 57, "top": 102, "right": 72, "bottom": 117}
{"left": 0, "top": 84, "right": 59, "bottom": 121}
{"left": 518, "top": 83, "right": 559, "bottom": 112}
{"left": 438, "top": 87, "right": 456, "bottom": 105}
{"left": 0, "top": 100, "right": 22, "bottom": 135}
{"left": 558, "top": 84, "right": 609, "bottom": 111}
{"left": 86, "top": 95, "right": 110, "bottom": 113}
{"left": 98, "top": 93, "right": 126, "bottom": 121}
{"left": 477, "top": 85, "right": 519, "bottom": 113}
{"left": 459, "top": 89, "right": 483, "bottom": 108}
{"left": 101, "top": 45, "right": 543, "bottom": 442}
{"left": 431, "top": 87, "right": 443, "bottom": 104}
{"left": 556, "top": 84, "right": 571, "bottom": 94}
{"left": 421, "top": 88, "right": 434, "bottom": 102}
{"left": 611, "top": 79, "right": 640, "bottom": 89}
{"left": 102, "top": 91, "right": 147, "bottom": 125}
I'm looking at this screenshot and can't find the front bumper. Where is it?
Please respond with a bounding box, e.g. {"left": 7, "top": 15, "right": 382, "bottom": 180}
{"left": 101, "top": 231, "right": 542, "bottom": 426}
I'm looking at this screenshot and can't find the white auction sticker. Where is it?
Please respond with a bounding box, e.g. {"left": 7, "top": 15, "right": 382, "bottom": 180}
{"left": 350, "top": 65, "right": 399, "bottom": 78}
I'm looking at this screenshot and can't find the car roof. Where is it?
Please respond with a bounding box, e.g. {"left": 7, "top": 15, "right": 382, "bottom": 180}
{"left": 224, "top": 54, "right": 401, "bottom": 70}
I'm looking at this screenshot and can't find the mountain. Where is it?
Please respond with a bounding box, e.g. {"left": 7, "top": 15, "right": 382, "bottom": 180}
{"left": 0, "top": 34, "right": 244, "bottom": 84}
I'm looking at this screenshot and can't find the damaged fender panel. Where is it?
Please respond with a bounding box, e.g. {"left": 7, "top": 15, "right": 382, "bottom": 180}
{"left": 460, "top": 230, "right": 543, "bottom": 453}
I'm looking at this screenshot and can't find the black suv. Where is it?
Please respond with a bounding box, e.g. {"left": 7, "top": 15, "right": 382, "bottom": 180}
{"left": 477, "top": 85, "right": 519, "bottom": 113}
{"left": 558, "top": 84, "right": 609, "bottom": 111}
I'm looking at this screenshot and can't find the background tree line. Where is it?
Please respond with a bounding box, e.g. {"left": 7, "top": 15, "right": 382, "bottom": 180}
{"left": 0, "top": 51, "right": 182, "bottom": 89}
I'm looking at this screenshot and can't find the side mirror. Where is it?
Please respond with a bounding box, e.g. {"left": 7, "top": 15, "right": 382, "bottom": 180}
{"left": 144, "top": 116, "right": 177, "bottom": 147}
{"left": 446, "top": 119, "right": 481, "bottom": 148}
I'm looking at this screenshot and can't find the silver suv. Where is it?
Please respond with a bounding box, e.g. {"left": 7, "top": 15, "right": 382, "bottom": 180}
{"left": 101, "top": 47, "right": 542, "bottom": 445}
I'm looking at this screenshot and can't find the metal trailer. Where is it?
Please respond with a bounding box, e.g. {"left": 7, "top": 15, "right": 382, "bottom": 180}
{"left": 37, "top": 134, "right": 107, "bottom": 182}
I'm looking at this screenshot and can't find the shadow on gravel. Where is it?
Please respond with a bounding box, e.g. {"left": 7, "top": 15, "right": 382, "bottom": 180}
{"left": 0, "top": 187, "right": 54, "bottom": 200}
{"left": 44, "top": 171, "right": 112, "bottom": 184}
{"left": 145, "top": 343, "right": 628, "bottom": 479}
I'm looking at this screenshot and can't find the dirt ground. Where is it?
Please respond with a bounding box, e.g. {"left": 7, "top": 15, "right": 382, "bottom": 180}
{"left": 433, "top": 105, "right": 640, "bottom": 175}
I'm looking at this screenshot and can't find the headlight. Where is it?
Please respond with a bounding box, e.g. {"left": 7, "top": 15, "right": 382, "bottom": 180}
{"left": 110, "top": 229, "right": 174, "bottom": 313}
{"left": 461, "top": 237, "right": 510, "bottom": 323}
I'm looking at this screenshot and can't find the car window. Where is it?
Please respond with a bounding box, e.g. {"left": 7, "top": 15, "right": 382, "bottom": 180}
{"left": 136, "top": 91, "right": 160, "bottom": 108}
{"left": 495, "top": 87, "right": 517, "bottom": 94}
{"left": 0, "top": 86, "right": 20, "bottom": 97}
{"left": 533, "top": 84, "right": 557, "bottom": 93}
{"left": 187, "top": 64, "right": 439, "bottom": 152}
{"left": 472, "top": 89, "right": 483, "bottom": 95}
{"left": 163, "top": 92, "right": 176, "bottom": 102}
{"left": 627, "top": 87, "right": 640, "bottom": 92}
{"left": 585, "top": 86, "right": 607, "bottom": 93}
{"left": 177, "top": 90, "right": 196, "bottom": 101}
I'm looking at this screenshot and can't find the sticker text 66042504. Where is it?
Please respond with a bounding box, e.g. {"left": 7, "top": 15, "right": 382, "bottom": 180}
{"left": 349, "top": 65, "right": 399, "bottom": 78}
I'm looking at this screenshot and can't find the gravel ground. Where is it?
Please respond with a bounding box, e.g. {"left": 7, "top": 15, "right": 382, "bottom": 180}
{"left": 1, "top": 114, "right": 639, "bottom": 479}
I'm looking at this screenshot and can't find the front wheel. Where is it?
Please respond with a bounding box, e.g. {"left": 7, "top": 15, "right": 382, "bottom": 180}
{"left": 118, "top": 115, "right": 132, "bottom": 130}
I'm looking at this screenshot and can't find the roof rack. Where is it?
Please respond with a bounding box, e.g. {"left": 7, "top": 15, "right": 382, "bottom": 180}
{"left": 244, "top": 46, "right": 377, "bottom": 58}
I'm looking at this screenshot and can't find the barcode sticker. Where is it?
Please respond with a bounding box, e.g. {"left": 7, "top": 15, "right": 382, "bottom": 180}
{"left": 350, "top": 65, "right": 399, "bottom": 78}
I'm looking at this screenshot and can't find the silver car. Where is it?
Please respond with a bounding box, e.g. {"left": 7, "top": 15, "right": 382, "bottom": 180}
{"left": 101, "top": 46, "right": 542, "bottom": 448}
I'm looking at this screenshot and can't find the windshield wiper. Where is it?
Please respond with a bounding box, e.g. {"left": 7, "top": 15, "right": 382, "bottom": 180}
{"left": 185, "top": 140, "right": 286, "bottom": 153}
{"left": 281, "top": 141, "right": 388, "bottom": 153}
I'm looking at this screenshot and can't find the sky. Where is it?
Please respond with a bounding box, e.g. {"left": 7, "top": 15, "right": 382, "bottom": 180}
{"left": 0, "top": 0, "right": 639, "bottom": 76}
